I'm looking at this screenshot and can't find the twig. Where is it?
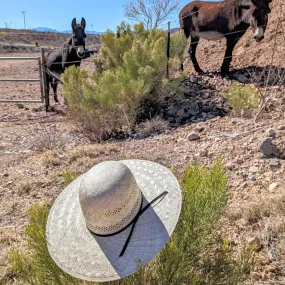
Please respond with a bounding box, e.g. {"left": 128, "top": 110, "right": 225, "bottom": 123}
{"left": 208, "top": 126, "right": 264, "bottom": 140}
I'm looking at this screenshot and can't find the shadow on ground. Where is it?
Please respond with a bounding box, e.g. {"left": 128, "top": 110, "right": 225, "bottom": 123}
{"left": 107, "top": 76, "right": 231, "bottom": 141}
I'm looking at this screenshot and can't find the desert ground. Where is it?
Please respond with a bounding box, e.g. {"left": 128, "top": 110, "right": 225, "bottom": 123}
{"left": 1, "top": 1, "right": 285, "bottom": 284}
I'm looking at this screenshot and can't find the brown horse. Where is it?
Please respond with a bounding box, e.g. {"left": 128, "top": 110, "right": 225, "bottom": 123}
{"left": 179, "top": 0, "right": 272, "bottom": 77}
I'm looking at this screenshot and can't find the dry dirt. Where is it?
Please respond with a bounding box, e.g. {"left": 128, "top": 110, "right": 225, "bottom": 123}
{"left": 1, "top": 1, "right": 285, "bottom": 284}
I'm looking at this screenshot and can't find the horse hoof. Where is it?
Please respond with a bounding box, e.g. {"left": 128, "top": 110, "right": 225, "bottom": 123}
{"left": 222, "top": 74, "right": 231, "bottom": 80}
{"left": 46, "top": 106, "right": 56, "bottom": 112}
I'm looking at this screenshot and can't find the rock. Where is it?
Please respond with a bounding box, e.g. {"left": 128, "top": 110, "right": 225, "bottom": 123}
{"left": 199, "top": 150, "right": 208, "bottom": 157}
{"left": 235, "top": 158, "right": 244, "bottom": 164}
{"left": 268, "top": 158, "right": 280, "bottom": 168}
{"left": 184, "top": 155, "right": 190, "bottom": 161}
{"left": 259, "top": 138, "right": 278, "bottom": 157}
{"left": 261, "top": 273, "right": 269, "bottom": 281}
{"left": 249, "top": 136, "right": 255, "bottom": 143}
{"left": 208, "top": 152, "right": 214, "bottom": 158}
{"left": 269, "top": 182, "right": 278, "bottom": 192}
{"left": 16, "top": 103, "right": 24, "bottom": 109}
{"left": 277, "top": 125, "right": 285, "bottom": 131}
{"left": 252, "top": 272, "right": 261, "bottom": 280}
{"left": 226, "top": 163, "right": 234, "bottom": 171}
{"left": 253, "top": 223, "right": 261, "bottom": 231}
{"left": 266, "top": 128, "right": 276, "bottom": 137}
{"left": 248, "top": 236, "right": 262, "bottom": 251}
{"left": 248, "top": 174, "right": 256, "bottom": 181}
{"left": 187, "top": 131, "right": 200, "bottom": 141}
{"left": 268, "top": 272, "right": 276, "bottom": 280}
{"left": 190, "top": 77, "right": 198, "bottom": 83}
{"left": 177, "top": 108, "right": 188, "bottom": 119}
{"left": 249, "top": 166, "right": 259, "bottom": 173}
{"left": 5, "top": 181, "right": 13, "bottom": 187}
{"left": 237, "top": 73, "right": 248, "bottom": 83}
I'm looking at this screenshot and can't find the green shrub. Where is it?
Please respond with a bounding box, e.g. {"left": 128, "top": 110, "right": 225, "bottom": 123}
{"left": 63, "top": 168, "right": 78, "bottom": 186}
{"left": 7, "top": 158, "right": 255, "bottom": 285}
{"left": 62, "top": 22, "right": 168, "bottom": 140}
{"left": 170, "top": 31, "right": 188, "bottom": 70}
{"left": 224, "top": 82, "right": 260, "bottom": 117}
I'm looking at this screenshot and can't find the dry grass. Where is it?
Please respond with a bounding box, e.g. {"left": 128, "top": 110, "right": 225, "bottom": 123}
{"left": 26, "top": 120, "right": 63, "bottom": 152}
{"left": 68, "top": 144, "right": 119, "bottom": 162}
{"left": 17, "top": 182, "right": 32, "bottom": 196}
{"left": 135, "top": 116, "right": 169, "bottom": 137}
{"left": 41, "top": 150, "right": 61, "bottom": 167}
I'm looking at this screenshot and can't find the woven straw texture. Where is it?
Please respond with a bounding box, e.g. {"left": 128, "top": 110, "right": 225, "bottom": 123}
{"left": 46, "top": 159, "right": 182, "bottom": 282}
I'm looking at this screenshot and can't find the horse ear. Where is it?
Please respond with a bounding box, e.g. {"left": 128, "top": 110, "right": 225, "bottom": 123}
{"left": 71, "top": 18, "right": 77, "bottom": 31}
{"left": 81, "top": 17, "right": 86, "bottom": 30}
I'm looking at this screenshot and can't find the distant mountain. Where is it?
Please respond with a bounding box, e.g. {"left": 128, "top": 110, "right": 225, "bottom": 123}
{"left": 61, "top": 29, "right": 104, "bottom": 35}
{"left": 32, "top": 27, "right": 58, "bottom": 33}
{"left": 31, "top": 27, "right": 104, "bottom": 35}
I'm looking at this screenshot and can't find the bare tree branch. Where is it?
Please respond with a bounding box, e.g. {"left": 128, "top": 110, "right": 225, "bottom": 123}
{"left": 124, "top": 0, "right": 180, "bottom": 29}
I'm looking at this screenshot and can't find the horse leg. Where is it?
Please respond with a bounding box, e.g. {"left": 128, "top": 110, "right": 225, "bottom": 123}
{"left": 220, "top": 36, "right": 240, "bottom": 78}
{"left": 189, "top": 35, "right": 204, "bottom": 74}
{"left": 52, "top": 80, "right": 59, "bottom": 103}
{"left": 45, "top": 75, "right": 51, "bottom": 112}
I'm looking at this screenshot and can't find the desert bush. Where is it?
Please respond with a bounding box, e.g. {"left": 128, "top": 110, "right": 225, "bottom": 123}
{"left": 8, "top": 158, "right": 255, "bottom": 285}
{"left": 62, "top": 22, "right": 169, "bottom": 140}
{"left": 170, "top": 31, "right": 188, "bottom": 70}
{"left": 63, "top": 168, "right": 79, "bottom": 186}
{"left": 224, "top": 82, "right": 260, "bottom": 118}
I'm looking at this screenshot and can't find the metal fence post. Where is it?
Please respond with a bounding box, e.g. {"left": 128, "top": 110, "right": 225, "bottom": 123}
{"left": 167, "top": 21, "right": 171, "bottom": 78}
{"left": 41, "top": 48, "right": 49, "bottom": 111}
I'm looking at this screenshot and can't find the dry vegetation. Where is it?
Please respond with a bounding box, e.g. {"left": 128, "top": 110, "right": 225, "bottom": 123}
{"left": 0, "top": 0, "right": 285, "bottom": 284}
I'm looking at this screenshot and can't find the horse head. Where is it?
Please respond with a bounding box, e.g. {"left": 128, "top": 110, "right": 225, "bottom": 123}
{"left": 250, "top": 0, "right": 272, "bottom": 42}
{"left": 71, "top": 17, "right": 87, "bottom": 58}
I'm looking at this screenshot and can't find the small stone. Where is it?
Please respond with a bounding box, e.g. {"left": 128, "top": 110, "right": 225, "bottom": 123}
{"left": 208, "top": 152, "right": 214, "bottom": 158}
{"left": 261, "top": 273, "right": 269, "bottom": 281}
{"left": 252, "top": 272, "right": 261, "bottom": 280}
{"left": 253, "top": 223, "right": 261, "bottom": 231}
{"left": 184, "top": 155, "right": 190, "bottom": 161}
{"left": 235, "top": 158, "right": 244, "bottom": 164}
{"left": 269, "top": 182, "right": 278, "bottom": 192}
{"left": 248, "top": 236, "right": 262, "bottom": 251}
{"left": 268, "top": 272, "right": 276, "bottom": 279}
{"left": 266, "top": 128, "right": 276, "bottom": 137}
{"left": 277, "top": 125, "right": 285, "bottom": 131}
{"left": 249, "top": 136, "right": 255, "bottom": 143}
{"left": 187, "top": 131, "right": 200, "bottom": 141}
{"left": 5, "top": 181, "right": 13, "bottom": 187}
{"left": 16, "top": 103, "right": 24, "bottom": 109}
{"left": 190, "top": 77, "right": 198, "bottom": 83}
{"left": 199, "top": 150, "right": 208, "bottom": 157}
{"left": 237, "top": 73, "right": 248, "bottom": 83}
{"left": 260, "top": 138, "right": 278, "bottom": 157}
{"left": 177, "top": 108, "right": 188, "bottom": 119}
{"left": 248, "top": 174, "right": 256, "bottom": 181}
{"left": 268, "top": 158, "right": 280, "bottom": 168}
{"left": 249, "top": 166, "right": 259, "bottom": 173}
{"left": 226, "top": 163, "right": 234, "bottom": 170}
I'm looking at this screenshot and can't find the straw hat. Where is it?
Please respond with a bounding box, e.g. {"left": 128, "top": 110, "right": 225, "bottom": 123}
{"left": 46, "top": 159, "right": 182, "bottom": 282}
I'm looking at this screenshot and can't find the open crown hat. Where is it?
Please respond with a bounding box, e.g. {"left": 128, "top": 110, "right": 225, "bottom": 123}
{"left": 46, "top": 159, "right": 182, "bottom": 282}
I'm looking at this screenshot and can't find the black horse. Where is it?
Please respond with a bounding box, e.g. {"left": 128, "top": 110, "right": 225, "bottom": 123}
{"left": 44, "top": 17, "right": 88, "bottom": 111}
{"left": 179, "top": 0, "right": 272, "bottom": 78}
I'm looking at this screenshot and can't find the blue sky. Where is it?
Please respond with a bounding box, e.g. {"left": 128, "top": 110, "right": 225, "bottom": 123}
{"left": 0, "top": 0, "right": 219, "bottom": 32}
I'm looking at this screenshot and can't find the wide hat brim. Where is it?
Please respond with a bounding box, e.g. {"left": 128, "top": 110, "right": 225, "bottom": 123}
{"left": 46, "top": 159, "right": 182, "bottom": 282}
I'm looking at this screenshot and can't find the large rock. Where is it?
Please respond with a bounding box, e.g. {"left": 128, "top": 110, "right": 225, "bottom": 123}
{"left": 259, "top": 138, "right": 278, "bottom": 157}
{"left": 187, "top": 131, "right": 200, "bottom": 141}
